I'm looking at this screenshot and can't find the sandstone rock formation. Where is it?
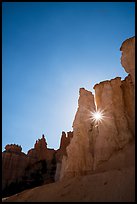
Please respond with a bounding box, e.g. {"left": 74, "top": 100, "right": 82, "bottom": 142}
{"left": 120, "top": 36, "right": 135, "bottom": 84}
{"left": 2, "top": 135, "right": 55, "bottom": 197}
{"left": 55, "top": 131, "right": 73, "bottom": 163}
{"left": 93, "top": 76, "right": 134, "bottom": 169}
{"left": 59, "top": 36, "right": 135, "bottom": 179}
{"left": 2, "top": 36, "right": 135, "bottom": 201}
{"left": 26, "top": 135, "right": 56, "bottom": 184}
{"left": 5, "top": 144, "right": 22, "bottom": 153}
{"left": 2, "top": 133, "right": 73, "bottom": 197}
{"left": 55, "top": 131, "right": 73, "bottom": 181}
{"left": 28, "top": 134, "right": 55, "bottom": 163}
{"left": 2, "top": 144, "right": 29, "bottom": 194}
{"left": 121, "top": 74, "right": 135, "bottom": 136}
{"left": 59, "top": 88, "right": 96, "bottom": 179}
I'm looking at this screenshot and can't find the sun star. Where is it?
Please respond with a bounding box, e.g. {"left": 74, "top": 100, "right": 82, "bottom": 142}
{"left": 90, "top": 110, "right": 104, "bottom": 123}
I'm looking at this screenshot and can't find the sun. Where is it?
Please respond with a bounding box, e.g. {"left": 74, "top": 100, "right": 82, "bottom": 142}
{"left": 90, "top": 110, "right": 104, "bottom": 123}
{"left": 93, "top": 112, "right": 102, "bottom": 120}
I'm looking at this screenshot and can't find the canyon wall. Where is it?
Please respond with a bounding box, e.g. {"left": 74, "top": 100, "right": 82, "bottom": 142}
{"left": 59, "top": 36, "right": 135, "bottom": 179}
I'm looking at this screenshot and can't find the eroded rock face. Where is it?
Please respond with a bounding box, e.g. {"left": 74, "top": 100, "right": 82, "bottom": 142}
{"left": 2, "top": 133, "right": 73, "bottom": 196}
{"left": 25, "top": 135, "right": 56, "bottom": 185}
{"left": 55, "top": 131, "right": 73, "bottom": 181}
{"left": 55, "top": 131, "right": 73, "bottom": 163}
{"left": 2, "top": 36, "right": 135, "bottom": 196}
{"left": 120, "top": 36, "right": 135, "bottom": 84}
{"left": 59, "top": 88, "right": 96, "bottom": 179}
{"left": 2, "top": 145, "right": 28, "bottom": 192}
{"left": 2, "top": 135, "right": 56, "bottom": 197}
{"left": 93, "top": 37, "right": 135, "bottom": 169}
{"left": 27, "top": 134, "right": 55, "bottom": 162}
{"left": 5, "top": 144, "right": 22, "bottom": 153}
{"left": 93, "top": 76, "right": 134, "bottom": 169}
{"left": 121, "top": 74, "right": 135, "bottom": 136}
{"left": 59, "top": 36, "right": 135, "bottom": 179}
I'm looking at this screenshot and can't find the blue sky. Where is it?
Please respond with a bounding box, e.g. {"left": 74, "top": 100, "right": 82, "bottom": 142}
{"left": 2, "top": 2, "right": 135, "bottom": 153}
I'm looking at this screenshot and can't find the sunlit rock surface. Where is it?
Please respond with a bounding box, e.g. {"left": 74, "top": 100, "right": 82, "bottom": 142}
{"left": 60, "top": 88, "right": 96, "bottom": 179}
{"left": 121, "top": 74, "right": 135, "bottom": 136}
{"left": 93, "top": 76, "right": 134, "bottom": 169}
{"left": 60, "top": 36, "right": 135, "bottom": 179}
{"left": 120, "top": 36, "right": 135, "bottom": 84}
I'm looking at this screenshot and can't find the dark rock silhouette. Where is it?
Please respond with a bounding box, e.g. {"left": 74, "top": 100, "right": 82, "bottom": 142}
{"left": 2, "top": 133, "right": 73, "bottom": 197}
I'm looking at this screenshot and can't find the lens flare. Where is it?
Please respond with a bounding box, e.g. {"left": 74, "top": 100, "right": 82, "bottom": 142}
{"left": 90, "top": 109, "right": 104, "bottom": 123}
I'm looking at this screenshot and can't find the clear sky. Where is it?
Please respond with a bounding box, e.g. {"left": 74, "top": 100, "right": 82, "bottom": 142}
{"left": 2, "top": 2, "right": 135, "bottom": 153}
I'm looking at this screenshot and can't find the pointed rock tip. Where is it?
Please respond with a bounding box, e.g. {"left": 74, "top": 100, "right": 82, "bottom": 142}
{"left": 79, "top": 87, "right": 93, "bottom": 95}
